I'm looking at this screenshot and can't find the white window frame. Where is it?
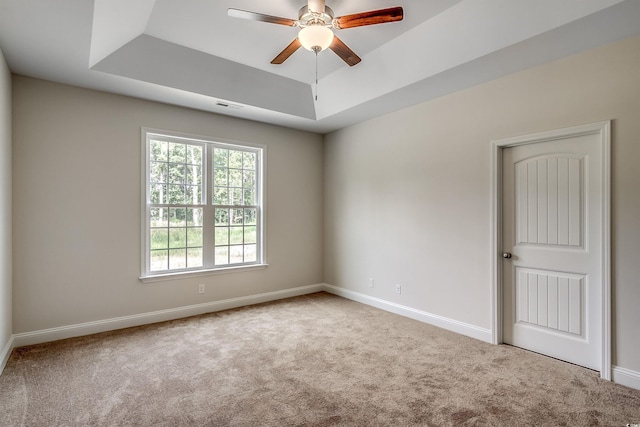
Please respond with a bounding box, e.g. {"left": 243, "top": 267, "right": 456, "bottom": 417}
{"left": 140, "top": 128, "right": 267, "bottom": 282}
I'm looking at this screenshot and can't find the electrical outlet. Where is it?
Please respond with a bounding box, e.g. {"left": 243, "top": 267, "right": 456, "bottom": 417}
{"left": 198, "top": 283, "right": 205, "bottom": 294}
{"left": 368, "top": 278, "right": 374, "bottom": 288}
{"left": 394, "top": 284, "right": 401, "bottom": 295}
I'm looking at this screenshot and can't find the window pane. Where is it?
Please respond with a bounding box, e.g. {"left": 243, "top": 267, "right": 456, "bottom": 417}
{"left": 150, "top": 208, "right": 168, "bottom": 227}
{"left": 169, "top": 142, "right": 186, "bottom": 163}
{"left": 168, "top": 185, "right": 186, "bottom": 204}
{"left": 150, "top": 229, "right": 168, "bottom": 250}
{"left": 169, "top": 208, "right": 186, "bottom": 226}
{"left": 229, "top": 150, "right": 243, "bottom": 169}
{"left": 187, "top": 208, "right": 203, "bottom": 227}
{"left": 243, "top": 189, "right": 255, "bottom": 206}
{"left": 150, "top": 250, "right": 168, "bottom": 271}
{"left": 214, "top": 187, "right": 228, "bottom": 205}
{"left": 169, "top": 228, "right": 186, "bottom": 248}
{"left": 150, "top": 162, "right": 167, "bottom": 184}
{"left": 244, "top": 226, "right": 256, "bottom": 244}
{"left": 244, "top": 208, "right": 257, "bottom": 225}
{"left": 214, "top": 148, "right": 228, "bottom": 167}
{"left": 215, "top": 208, "right": 229, "bottom": 226}
{"left": 184, "top": 186, "right": 201, "bottom": 205}
{"left": 229, "top": 169, "right": 242, "bottom": 187}
{"left": 215, "top": 227, "right": 229, "bottom": 246}
{"left": 150, "top": 184, "right": 167, "bottom": 204}
{"left": 187, "top": 227, "right": 203, "bottom": 247}
{"left": 214, "top": 168, "right": 228, "bottom": 186}
{"left": 230, "top": 227, "right": 243, "bottom": 245}
{"left": 215, "top": 246, "right": 229, "bottom": 265}
{"left": 169, "top": 249, "right": 186, "bottom": 269}
{"left": 244, "top": 244, "right": 257, "bottom": 262}
{"left": 243, "top": 170, "right": 255, "bottom": 188}
{"left": 229, "top": 245, "right": 243, "bottom": 264}
{"left": 150, "top": 140, "right": 168, "bottom": 162}
{"left": 187, "top": 248, "right": 203, "bottom": 268}
{"left": 186, "top": 165, "right": 202, "bottom": 186}
{"left": 187, "top": 145, "right": 202, "bottom": 165}
{"left": 231, "top": 188, "right": 243, "bottom": 205}
{"left": 231, "top": 208, "right": 243, "bottom": 225}
{"left": 243, "top": 152, "right": 256, "bottom": 170}
{"left": 168, "top": 163, "right": 185, "bottom": 184}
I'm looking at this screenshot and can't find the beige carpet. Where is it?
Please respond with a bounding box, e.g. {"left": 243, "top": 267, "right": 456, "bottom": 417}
{"left": 1, "top": 292, "right": 639, "bottom": 426}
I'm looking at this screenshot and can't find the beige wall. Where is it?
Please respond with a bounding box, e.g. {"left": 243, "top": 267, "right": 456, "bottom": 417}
{"left": 324, "top": 35, "right": 640, "bottom": 372}
{"left": 12, "top": 77, "right": 323, "bottom": 333}
{"left": 0, "top": 48, "right": 11, "bottom": 358}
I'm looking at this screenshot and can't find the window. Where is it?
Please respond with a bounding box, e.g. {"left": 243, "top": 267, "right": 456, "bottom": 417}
{"left": 141, "top": 129, "right": 264, "bottom": 280}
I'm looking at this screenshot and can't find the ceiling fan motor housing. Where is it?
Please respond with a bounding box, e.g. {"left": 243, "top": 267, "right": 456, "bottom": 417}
{"left": 298, "top": 6, "right": 334, "bottom": 28}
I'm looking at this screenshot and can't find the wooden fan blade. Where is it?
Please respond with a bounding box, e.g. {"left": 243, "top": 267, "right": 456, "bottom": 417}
{"left": 329, "top": 36, "right": 361, "bottom": 66}
{"left": 228, "top": 8, "right": 297, "bottom": 27}
{"left": 334, "top": 7, "right": 403, "bottom": 29}
{"left": 271, "top": 38, "right": 302, "bottom": 64}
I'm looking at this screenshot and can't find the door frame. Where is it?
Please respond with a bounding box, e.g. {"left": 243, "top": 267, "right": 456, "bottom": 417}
{"left": 489, "top": 121, "right": 611, "bottom": 380}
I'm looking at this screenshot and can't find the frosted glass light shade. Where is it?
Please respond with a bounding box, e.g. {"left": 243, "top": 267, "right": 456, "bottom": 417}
{"left": 298, "top": 26, "right": 334, "bottom": 51}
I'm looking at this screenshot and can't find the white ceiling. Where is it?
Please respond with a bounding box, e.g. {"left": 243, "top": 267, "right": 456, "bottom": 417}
{"left": 1, "top": 0, "right": 640, "bottom": 134}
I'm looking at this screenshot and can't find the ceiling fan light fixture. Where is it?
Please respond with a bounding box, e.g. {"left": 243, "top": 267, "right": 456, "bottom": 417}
{"left": 298, "top": 25, "right": 334, "bottom": 52}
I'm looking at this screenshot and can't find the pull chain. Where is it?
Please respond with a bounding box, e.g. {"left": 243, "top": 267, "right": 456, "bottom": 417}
{"left": 315, "top": 49, "right": 319, "bottom": 101}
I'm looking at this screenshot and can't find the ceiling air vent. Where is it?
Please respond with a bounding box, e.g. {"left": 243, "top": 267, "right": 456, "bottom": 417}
{"left": 215, "top": 101, "right": 242, "bottom": 110}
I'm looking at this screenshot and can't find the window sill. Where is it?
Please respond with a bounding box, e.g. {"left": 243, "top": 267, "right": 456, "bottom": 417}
{"left": 139, "top": 264, "right": 269, "bottom": 283}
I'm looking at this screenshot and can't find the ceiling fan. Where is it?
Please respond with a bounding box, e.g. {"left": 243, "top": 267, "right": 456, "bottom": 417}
{"left": 228, "top": 0, "right": 404, "bottom": 67}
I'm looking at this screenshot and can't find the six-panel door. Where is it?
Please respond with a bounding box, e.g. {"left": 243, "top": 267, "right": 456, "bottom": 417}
{"left": 502, "top": 133, "right": 602, "bottom": 370}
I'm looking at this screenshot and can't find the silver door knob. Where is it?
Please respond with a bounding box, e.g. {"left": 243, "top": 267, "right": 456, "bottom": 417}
{"left": 502, "top": 252, "right": 512, "bottom": 259}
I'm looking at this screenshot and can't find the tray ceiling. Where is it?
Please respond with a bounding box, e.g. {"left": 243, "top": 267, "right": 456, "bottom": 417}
{"left": 1, "top": 0, "right": 639, "bottom": 133}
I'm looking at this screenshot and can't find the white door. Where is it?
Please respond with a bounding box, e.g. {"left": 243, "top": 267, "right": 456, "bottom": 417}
{"left": 502, "top": 128, "right": 606, "bottom": 371}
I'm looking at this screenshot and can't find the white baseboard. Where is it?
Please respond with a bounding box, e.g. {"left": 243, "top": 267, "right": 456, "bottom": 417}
{"left": 612, "top": 365, "right": 640, "bottom": 390}
{"left": 0, "top": 335, "right": 13, "bottom": 373}
{"left": 321, "top": 284, "right": 493, "bottom": 343}
{"left": 12, "top": 284, "right": 324, "bottom": 348}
